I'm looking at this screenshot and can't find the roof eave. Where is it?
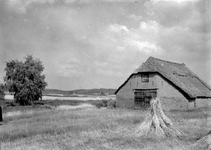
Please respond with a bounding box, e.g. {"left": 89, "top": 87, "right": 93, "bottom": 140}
{"left": 114, "top": 73, "right": 135, "bottom": 95}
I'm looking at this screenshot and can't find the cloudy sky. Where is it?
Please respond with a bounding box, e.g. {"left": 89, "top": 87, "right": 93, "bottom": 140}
{"left": 0, "top": 0, "right": 210, "bottom": 90}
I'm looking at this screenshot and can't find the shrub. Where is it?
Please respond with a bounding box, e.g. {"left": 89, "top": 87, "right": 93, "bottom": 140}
{"left": 94, "top": 99, "right": 108, "bottom": 108}
{"left": 0, "top": 83, "right": 5, "bottom": 100}
{"left": 107, "top": 99, "right": 116, "bottom": 109}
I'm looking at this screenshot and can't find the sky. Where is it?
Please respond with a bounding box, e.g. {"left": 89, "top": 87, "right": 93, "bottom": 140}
{"left": 0, "top": 0, "right": 210, "bottom": 90}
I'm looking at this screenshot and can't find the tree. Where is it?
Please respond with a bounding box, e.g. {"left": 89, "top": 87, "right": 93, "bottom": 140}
{"left": 4, "top": 55, "right": 47, "bottom": 105}
{"left": 0, "top": 83, "right": 5, "bottom": 100}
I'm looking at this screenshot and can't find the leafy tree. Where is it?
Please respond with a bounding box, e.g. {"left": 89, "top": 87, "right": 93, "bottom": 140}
{"left": 4, "top": 55, "right": 47, "bottom": 105}
{"left": 0, "top": 83, "right": 5, "bottom": 100}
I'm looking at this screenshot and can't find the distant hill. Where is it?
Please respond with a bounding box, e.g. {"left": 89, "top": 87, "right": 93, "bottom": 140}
{"left": 43, "top": 88, "right": 116, "bottom": 96}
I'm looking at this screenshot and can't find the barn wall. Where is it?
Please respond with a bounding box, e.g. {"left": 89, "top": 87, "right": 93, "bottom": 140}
{"left": 116, "top": 95, "right": 134, "bottom": 108}
{"left": 116, "top": 73, "right": 209, "bottom": 110}
{"left": 154, "top": 74, "right": 190, "bottom": 110}
{"left": 195, "top": 98, "right": 211, "bottom": 108}
{"left": 116, "top": 73, "right": 157, "bottom": 108}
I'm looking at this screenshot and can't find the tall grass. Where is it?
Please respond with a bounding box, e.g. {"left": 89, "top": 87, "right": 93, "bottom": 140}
{"left": 1, "top": 106, "right": 211, "bottom": 150}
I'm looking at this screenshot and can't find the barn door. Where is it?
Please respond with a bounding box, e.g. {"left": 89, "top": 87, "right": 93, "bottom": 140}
{"left": 134, "top": 89, "right": 157, "bottom": 108}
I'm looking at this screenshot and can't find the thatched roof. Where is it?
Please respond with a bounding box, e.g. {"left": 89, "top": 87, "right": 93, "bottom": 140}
{"left": 115, "top": 57, "right": 211, "bottom": 99}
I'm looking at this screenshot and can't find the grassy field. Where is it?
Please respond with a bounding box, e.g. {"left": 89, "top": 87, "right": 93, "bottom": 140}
{"left": 0, "top": 102, "right": 211, "bottom": 150}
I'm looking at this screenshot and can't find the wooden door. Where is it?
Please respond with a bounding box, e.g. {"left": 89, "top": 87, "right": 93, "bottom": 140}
{"left": 134, "top": 89, "right": 157, "bottom": 108}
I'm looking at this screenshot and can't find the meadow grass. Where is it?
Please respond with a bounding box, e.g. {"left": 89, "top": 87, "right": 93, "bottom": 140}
{"left": 0, "top": 106, "right": 211, "bottom": 150}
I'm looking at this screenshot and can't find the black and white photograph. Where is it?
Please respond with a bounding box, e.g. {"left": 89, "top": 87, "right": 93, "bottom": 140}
{"left": 0, "top": 0, "right": 211, "bottom": 149}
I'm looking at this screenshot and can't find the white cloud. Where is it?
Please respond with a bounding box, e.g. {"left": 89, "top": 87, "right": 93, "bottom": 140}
{"left": 94, "top": 61, "right": 108, "bottom": 67}
{"left": 0, "top": 27, "right": 3, "bottom": 50}
{"left": 56, "top": 60, "right": 83, "bottom": 77}
{"left": 144, "top": 0, "right": 199, "bottom": 27}
{"left": 139, "top": 21, "right": 161, "bottom": 33}
{"left": 0, "top": 28, "right": 4, "bottom": 83}
{"left": 97, "top": 69, "right": 123, "bottom": 77}
{"left": 127, "top": 40, "right": 162, "bottom": 53}
{"left": 6, "top": 0, "right": 56, "bottom": 13}
{"left": 149, "top": 0, "right": 200, "bottom": 5}
{"left": 64, "top": 0, "right": 76, "bottom": 3}
{"left": 50, "top": 52, "right": 83, "bottom": 77}
{"left": 128, "top": 14, "right": 142, "bottom": 21}
{"left": 105, "top": 22, "right": 163, "bottom": 55}
{"left": 116, "top": 46, "right": 126, "bottom": 51}
{"left": 65, "top": 0, "right": 141, "bottom": 3}
{"left": 57, "top": 65, "right": 83, "bottom": 77}
{"left": 108, "top": 24, "right": 129, "bottom": 33}
{"left": 7, "top": 0, "right": 27, "bottom": 14}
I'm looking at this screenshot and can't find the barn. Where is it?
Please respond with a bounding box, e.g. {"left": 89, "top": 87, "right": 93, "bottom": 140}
{"left": 115, "top": 57, "right": 211, "bottom": 110}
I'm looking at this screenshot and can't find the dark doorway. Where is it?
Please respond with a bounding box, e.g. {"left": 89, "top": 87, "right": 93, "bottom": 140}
{"left": 134, "top": 89, "right": 157, "bottom": 108}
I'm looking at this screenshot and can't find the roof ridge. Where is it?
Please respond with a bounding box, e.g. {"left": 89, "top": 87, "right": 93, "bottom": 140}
{"left": 149, "top": 56, "right": 184, "bottom": 65}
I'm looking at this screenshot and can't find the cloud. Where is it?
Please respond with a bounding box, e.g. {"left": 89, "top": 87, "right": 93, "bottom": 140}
{"left": 139, "top": 20, "right": 161, "bottom": 33}
{"left": 144, "top": 0, "right": 199, "bottom": 27}
{"left": 106, "top": 22, "right": 163, "bottom": 54}
{"left": 1, "top": 0, "right": 210, "bottom": 89}
{"left": 6, "top": 0, "right": 144, "bottom": 12}
{"left": 64, "top": 0, "right": 76, "bottom": 3}
{"left": 6, "top": 0, "right": 55, "bottom": 13}
{"left": 150, "top": 0, "right": 200, "bottom": 5}
{"left": 94, "top": 61, "right": 108, "bottom": 67}
{"left": 94, "top": 58, "right": 125, "bottom": 78}
{"left": 108, "top": 24, "right": 129, "bottom": 33}
{"left": 65, "top": 0, "right": 143, "bottom": 3}
{"left": 128, "top": 14, "right": 142, "bottom": 21}
{"left": 116, "top": 46, "right": 126, "bottom": 51}
{"left": 127, "top": 40, "right": 162, "bottom": 53}
{"left": 0, "top": 28, "right": 4, "bottom": 83}
{"left": 184, "top": 1, "right": 211, "bottom": 34}
{"left": 104, "top": 15, "right": 210, "bottom": 85}
{"left": 55, "top": 57, "right": 83, "bottom": 77}
{"left": 6, "top": 0, "right": 27, "bottom": 14}
{"left": 97, "top": 69, "right": 123, "bottom": 77}
{"left": 56, "top": 66, "right": 83, "bottom": 77}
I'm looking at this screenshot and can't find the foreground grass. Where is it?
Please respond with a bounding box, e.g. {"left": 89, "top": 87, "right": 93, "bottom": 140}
{"left": 0, "top": 106, "right": 211, "bottom": 150}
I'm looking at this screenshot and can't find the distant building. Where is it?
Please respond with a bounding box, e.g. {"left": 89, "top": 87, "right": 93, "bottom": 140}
{"left": 115, "top": 57, "right": 211, "bottom": 110}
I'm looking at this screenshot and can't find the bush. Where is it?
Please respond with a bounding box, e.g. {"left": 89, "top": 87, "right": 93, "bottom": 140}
{"left": 94, "top": 99, "right": 108, "bottom": 108}
{"left": 0, "top": 84, "right": 5, "bottom": 101}
{"left": 0, "top": 95, "right": 4, "bottom": 101}
{"left": 107, "top": 99, "right": 116, "bottom": 109}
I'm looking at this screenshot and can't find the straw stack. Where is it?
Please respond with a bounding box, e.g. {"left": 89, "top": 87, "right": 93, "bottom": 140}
{"left": 193, "top": 131, "right": 211, "bottom": 150}
{"left": 136, "top": 97, "right": 184, "bottom": 138}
